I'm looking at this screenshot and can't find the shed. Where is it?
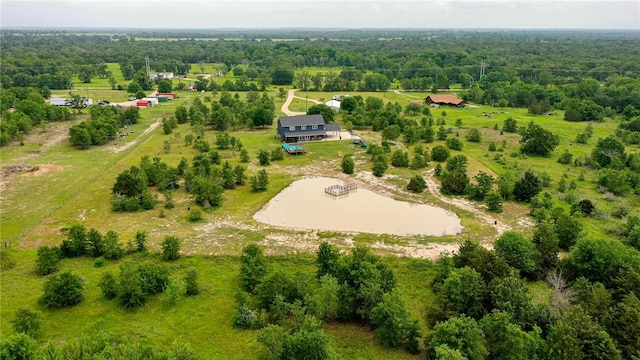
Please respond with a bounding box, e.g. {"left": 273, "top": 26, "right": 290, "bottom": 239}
{"left": 325, "top": 99, "right": 341, "bottom": 112}
{"left": 136, "top": 100, "right": 150, "bottom": 108}
{"left": 142, "top": 97, "right": 159, "bottom": 106}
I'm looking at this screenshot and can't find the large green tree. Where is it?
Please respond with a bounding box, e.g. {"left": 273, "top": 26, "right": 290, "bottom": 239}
{"left": 519, "top": 123, "right": 559, "bottom": 156}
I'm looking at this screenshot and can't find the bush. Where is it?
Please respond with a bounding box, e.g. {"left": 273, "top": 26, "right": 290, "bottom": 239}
{"left": 341, "top": 155, "right": 354, "bottom": 174}
{"left": 162, "top": 236, "right": 181, "bottom": 261}
{"left": 40, "top": 271, "right": 84, "bottom": 308}
{"left": 94, "top": 256, "right": 107, "bottom": 268}
{"left": 446, "top": 137, "right": 463, "bottom": 151}
{"left": 35, "top": 246, "right": 61, "bottom": 276}
{"left": 486, "top": 192, "right": 503, "bottom": 213}
{"left": 407, "top": 175, "right": 427, "bottom": 193}
{"left": 11, "top": 309, "right": 42, "bottom": 338}
{"left": 188, "top": 208, "right": 203, "bottom": 222}
{"left": 391, "top": 150, "right": 409, "bottom": 167}
{"left": 372, "top": 155, "right": 388, "bottom": 177}
{"left": 270, "top": 147, "right": 284, "bottom": 161}
{"left": 431, "top": 145, "right": 450, "bottom": 162}
{"left": 98, "top": 272, "right": 118, "bottom": 300}
{"left": 577, "top": 199, "right": 595, "bottom": 216}
{"left": 250, "top": 169, "right": 269, "bottom": 192}
{"left": 184, "top": 268, "right": 200, "bottom": 296}
{"left": 0, "top": 333, "right": 38, "bottom": 359}
{"left": 162, "top": 279, "right": 185, "bottom": 307}
{"left": 257, "top": 149, "right": 270, "bottom": 166}
{"left": 557, "top": 150, "right": 573, "bottom": 164}
{"left": 513, "top": 170, "right": 541, "bottom": 203}
{"left": 466, "top": 128, "right": 481, "bottom": 143}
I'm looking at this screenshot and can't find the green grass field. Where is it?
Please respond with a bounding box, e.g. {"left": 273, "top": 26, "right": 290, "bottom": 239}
{"left": 0, "top": 250, "right": 427, "bottom": 359}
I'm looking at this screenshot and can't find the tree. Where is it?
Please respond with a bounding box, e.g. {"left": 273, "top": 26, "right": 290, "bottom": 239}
{"left": 127, "top": 81, "right": 142, "bottom": 94}
{"left": 486, "top": 191, "right": 503, "bottom": 212}
{"left": 40, "top": 271, "right": 84, "bottom": 308}
{"left": 308, "top": 275, "right": 341, "bottom": 321}
{"left": 175, "top": 105, "right": 188, "bottom": 124}
{"left": 316, "top": 242, "right": 340, "bottom": 279}
{"left": 251, "top": 107, "right": 274, "bottom": 128}
{"left": 407, "top": 175, "right": 427, "bottom": 193}
{"left": 11, "top": 309, "right": 42, "bottom": 338}
{"left": 513, "top": 170, "right": 541, "bottom": 202}
{"left": 191, "top": 176, "right": 224, "bottom": 208}
{"left": 161, "top": 236, "right": 181, "bottom": 261}
{"left": 157, "top": 79, "right": 172, "bottom": 93}
{"left": 494, "top": 231, "right": 537, "bottom": 278}
{"left": 519, "top": 123, "right": 560, "bottom": 156}
{"left": 340, "top": 96, "right": 358, "bottom": 113}
{"left": 370, "top": 292, "right": 421, "bottom": 353}
{"left": 404, "top": 102, "right": 422, "bottom": 115}
{"left": 502, "top": 117, "right": 518, "bottom": 133}
{"left": 98, "top": 272, "right": 118, "bottom": 299}
{"left": 532, "top": 219, "right": 559, "bottom": 271}
{"left": 488, "top": 276, "right": 537, "bottom": 329}
{"left": 554, "top": 211, "right": 583, "bottom": 249}
{"left": 479, "top": 311, "right": 544, "bottom": 360}
{"left": 372, "top": 155, "right": 388, "bottom": 177}
{"left": 441, "top": 170, "right": 469, "bottom": 195}
{"left": 103, "top": 230, "right": 124, "bottom": 260}
{"left": 391, "top": 150, "right": 409, "bottom": 167}
{"left": 427, "top": 315, "right": 488, "bottom": 360}
{"left": 117, "top": 262, "right": 146, "bottom": 310}
{"left": 134, "top": 230, "right": 147, "bottom": 252}
{"left": 0, "top": 333, "right": 38, "bottom": 359}
{"left": 184, "top": 268, "right": 200, "bottom": 296}
{"left": 240, "top": 244, "right": 266, "bottom": 293}
{"left": 257, "top": 149, "right": 270, "bottom": 166}
{"left": 431, "top": 145, "right": 450, "bottom": 162}
{"left": 277, "top": 88, "right": 287, "bottom": 101}
{"left": 383, "top": 125, "right": 402, "bottom": 141}
{"left": 466, "top": 128, "right": 482, "bottom": 143}
{"left": 592, "top": 135, "right": 626, "bottom": 168}
{"left": 65, "top": 93, "right": 89, "bottom": 115}
{"left": 307, "top": 104, "right": 335, "bottom": 123}
{"left": 250, "top": 169, "right": 269, "bottom": 192}
{"left": 35, "top": 246, "right": 61, "bottom": 276}
{"left": 271, "top": 68, "right": 294, "bottom": 85}
{"left": 439, "top": 267, "right": 487, "bottom": 319}
{"left": 341, "top": 155, "right": 354, "bottom": 174}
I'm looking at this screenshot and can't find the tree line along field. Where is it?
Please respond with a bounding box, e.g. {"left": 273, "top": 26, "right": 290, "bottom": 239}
{"left": 1, "top": 29, "right": 640, "bottom": 359}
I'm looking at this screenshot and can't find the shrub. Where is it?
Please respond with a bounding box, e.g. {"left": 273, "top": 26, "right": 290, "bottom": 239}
{"left": 162, "top": 236, "right": 181, "bottom": 261}
{"left": 98, "top": 272, "right": 118, "bottom": 300}
{"left": 94, "top": 256, "right": 107, "bottom": 268}
{"left": 486, "top": 192, "right": 503, "bottom": 213}
{"left": 557, "top": 150, "right": 573, "bottom": 164}
{"left": 257, "top": 149, "right": 270, "bottom": 166}
{"left": 391, "top": 150, "right": 409, "bottom": 167}
{"left": 40, "top": 272, "right": 84, "bottom": 308}
{"left": 11, "top": 309, "right": 42, "bottom": 338}
{"left": 0, "top": 333, "right": 38, "bottom": 359}
{"left": 431, "top": 145, "right": 450, "bottom": 162}
{"left": 134, "top": 230, "right": 147, "bottom": 252}
{"left": 188, "top": 208, "right": 203, "bottom": 222}
{"left": 270, "top": 147, "right": 284, "bottom": 161}
{"left": 446, "top": 137, "right": 463, "bottom": 150}
{"left": 184, "top": 268, "right": 200, "bottom": 296}
{"left": 407, "top": 175, "right": 427, "bottom": 193}
{"left": 162, "top": 279, "right": 185, "bottom": 307}
{"left": 577, "top": 199, "right": 595, "bottom": 216}
{"left": 466, "top": 128, "right": 481, "bottom": 143}
{"left": 341, "top": 155, "right": 354, "bottom": 174}
{"left": 35, "top": 246, "right": 61, "bottom": 276}
{"left": 250, "top": 169, "right": 269, "bottom": 192}
{"left": 372, "top": 155, "right": 388, "bottom": 177}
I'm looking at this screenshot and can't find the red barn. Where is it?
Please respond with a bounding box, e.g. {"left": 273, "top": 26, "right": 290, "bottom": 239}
{"left": 425, "top": 94, "right": 467, "bottom": 108}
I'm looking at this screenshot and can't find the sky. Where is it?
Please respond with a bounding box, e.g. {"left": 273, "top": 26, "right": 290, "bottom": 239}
{"left": 1, "top": 0, "right": 639, "bottom": 30}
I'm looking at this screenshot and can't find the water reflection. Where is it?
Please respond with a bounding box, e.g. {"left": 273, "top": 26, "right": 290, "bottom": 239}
{"left": 254, "top": 177, "right": 463, "bottom": 236}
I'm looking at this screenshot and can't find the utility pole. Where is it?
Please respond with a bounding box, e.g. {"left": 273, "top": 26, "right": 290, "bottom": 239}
{"left": 145, "top": 56, "right": 151, "bottom": 79}
{"left": 480, "top": 60, "right": 485, "bottom": 80}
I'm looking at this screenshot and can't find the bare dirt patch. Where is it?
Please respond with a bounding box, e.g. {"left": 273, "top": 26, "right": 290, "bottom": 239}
{"left": 22, "top": 164, "right": 64, "bottom": 177}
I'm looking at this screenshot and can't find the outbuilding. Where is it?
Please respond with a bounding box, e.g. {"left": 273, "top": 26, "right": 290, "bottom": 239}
{"left": 425, "top": 94, "right": 467, "bottom": 108}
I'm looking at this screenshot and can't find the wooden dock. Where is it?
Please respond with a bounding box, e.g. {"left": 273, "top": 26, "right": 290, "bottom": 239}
{"left": 324, "top": 183, "right": 358, "bottom": 197}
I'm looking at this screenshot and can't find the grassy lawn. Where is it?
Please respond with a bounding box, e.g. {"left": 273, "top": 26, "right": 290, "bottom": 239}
{"left": 0, "top": 250, "right": 428, "bottom": 359}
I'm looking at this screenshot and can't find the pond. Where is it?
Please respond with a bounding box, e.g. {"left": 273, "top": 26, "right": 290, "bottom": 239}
{"left": 253, "top": 177, "right": 462, "bottom": 236}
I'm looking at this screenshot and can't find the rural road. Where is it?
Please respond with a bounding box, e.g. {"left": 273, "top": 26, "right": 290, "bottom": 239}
{"left": 281, "top": 89, "right": 321, "bottom": 116}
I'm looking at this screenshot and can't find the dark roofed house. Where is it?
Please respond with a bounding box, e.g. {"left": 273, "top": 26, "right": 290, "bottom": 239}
{"left": 425, "top": 94, "right": 467, "bottom": 108}
{"left": 277, "top": 114, "right": 327, "bottom": 143}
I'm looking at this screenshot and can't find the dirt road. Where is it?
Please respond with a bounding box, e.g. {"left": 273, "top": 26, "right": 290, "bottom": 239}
{"left": 281, "top": 89, "right": 321, "bottom": 116}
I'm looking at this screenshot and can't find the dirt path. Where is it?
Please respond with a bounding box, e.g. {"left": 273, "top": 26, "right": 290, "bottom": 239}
{"left": 281, "top": 89, "right": 321, "bottom": 116}
{"left": 105, "top": 120, "right": 161, "bottom": 153}
{"left": 423, "top": 169, "right": 511, "bottom": 237}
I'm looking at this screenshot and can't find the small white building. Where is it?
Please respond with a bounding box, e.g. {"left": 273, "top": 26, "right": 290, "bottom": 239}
{"left": 150, "top": 72, "right": 174, "bottom": 80}
{"left": 50, "top": 98, "right": 93, "bottom": 107}
{"left": 142, "top": 97, "right": 159, "bottom": 106}
{"left": 325, "top": 99, "right": 341, "bottom": 112}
